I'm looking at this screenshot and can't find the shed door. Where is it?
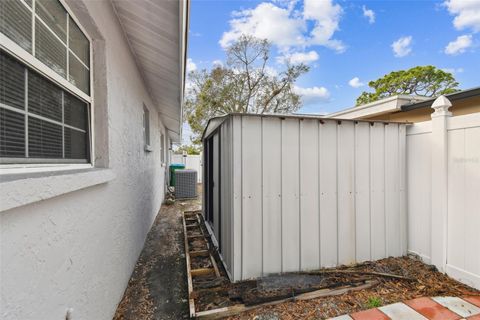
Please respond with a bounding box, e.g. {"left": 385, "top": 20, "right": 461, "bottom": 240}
{"left": 205, "top": 131, "right": 221, "bottom": 248}
{"left": 212, "top": 133, "right": 221, "bottom": 243}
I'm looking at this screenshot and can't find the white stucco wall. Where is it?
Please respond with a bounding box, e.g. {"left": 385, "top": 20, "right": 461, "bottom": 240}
{"left": 0, "top": 1, "right": 170, "bottom": 319}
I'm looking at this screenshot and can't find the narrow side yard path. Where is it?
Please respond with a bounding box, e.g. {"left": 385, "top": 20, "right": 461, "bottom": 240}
{"left": 113, "top": 187, "right": 201, "bottom": 320}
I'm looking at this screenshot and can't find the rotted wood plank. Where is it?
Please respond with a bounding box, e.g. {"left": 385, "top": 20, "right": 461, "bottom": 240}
{"left": 188, "top": 234, "right": 207, "bottom": 240}
{"left": 182, "top": 212, "right": 196, "bottom": 318}
{"left": 189, "top": 250, "right": 210, "bottom": 257}
{"left": 191, "top": 268, "right": 215, "bottom": 277}
{"left": 194, "top": 213, "right": 221, "bottom": 277}
{"left": 194, "top": 280, "right": 378, "bottom": 319}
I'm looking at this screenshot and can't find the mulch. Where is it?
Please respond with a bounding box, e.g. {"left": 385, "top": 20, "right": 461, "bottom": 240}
{"left": 113, "top": 184, "right": 479, "bottom": 320}
{"left": 225, "top": 255, "right": 479, "bottom": 319}
{"left": 187, "top": 212, "right": 479, "bottom": 319}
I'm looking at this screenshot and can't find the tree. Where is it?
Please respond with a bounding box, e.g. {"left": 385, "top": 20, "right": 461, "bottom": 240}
{"left": 174, "top": 144, "right": 201, "bottom": 155}
{"left": 356, "top": 66, "right": 460, "bottom": 106}
{"left": 184, "top": 35, "right": 309, "bottom": 144}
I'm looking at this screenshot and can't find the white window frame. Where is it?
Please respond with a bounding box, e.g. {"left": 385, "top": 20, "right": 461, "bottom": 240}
{"left": 0, "top": 0, "right": 94, "bottom": 173}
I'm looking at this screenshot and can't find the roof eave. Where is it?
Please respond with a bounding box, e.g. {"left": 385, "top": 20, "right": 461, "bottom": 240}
{"left": 401, "top": 87, "right": 480, "bottom": 112}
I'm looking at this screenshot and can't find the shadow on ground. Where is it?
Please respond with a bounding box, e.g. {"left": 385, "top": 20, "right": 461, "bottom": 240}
{"left": 113, "top": 185, "right": 202, "bottom": 320}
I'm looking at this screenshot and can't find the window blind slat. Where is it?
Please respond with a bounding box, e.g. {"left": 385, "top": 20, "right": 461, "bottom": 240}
{"left": 35, "top": 18, "right": 67, "bottom": 78}
{"left": 28, "top": 70, "right": 62, "bottom": 122}
{"left": 28, "top": 116, "right": 63, "bottom": 158}
{"left": 69, "top": 54, "right": 89, "bottom": 94}
{"left": 0, "top": 108, "right": 26, "bottom": 157}
{"left": 64, "top": 127, "right": 86, "bottom": 159}
{"left": 69, "top": 17, "right": 89, "bottom": 65}
{"left": 35, "top": 0, "right": 67, "bottom": 43}
{"left": 0, "top": 0, "right": 32, "bottom": 53}
{"left": 64, "top": 92, "right": 87, "bottom": 130}
{"left": 0, "top": 51, "right": 25, "bottom": 110}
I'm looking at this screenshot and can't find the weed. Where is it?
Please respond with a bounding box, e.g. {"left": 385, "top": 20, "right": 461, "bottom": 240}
{"left": 366, "top": 296, "right": 382, "bottom": 308}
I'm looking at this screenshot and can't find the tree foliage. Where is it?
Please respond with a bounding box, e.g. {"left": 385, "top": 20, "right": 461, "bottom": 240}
{"left": 184, "top": 35, "right": 309, "bottom": 144}
{"left": 356, "top": 66, "right": 460, "bottom": 106}
{"left": 174, "top": 144, "right": 201, "bottom": 155}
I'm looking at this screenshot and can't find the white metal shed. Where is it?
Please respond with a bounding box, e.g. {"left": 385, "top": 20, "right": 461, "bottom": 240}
{"left": 202, "top": 113, "right": 407, "bottom": 282}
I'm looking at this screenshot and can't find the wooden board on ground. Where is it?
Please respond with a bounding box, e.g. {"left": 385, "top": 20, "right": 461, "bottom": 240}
{"left": 194, "top": 281, "right": 378, "bottom": 319}
{"left": 183, "top": 210, "right": 384, "bottom": 319}
{"left": 183, "top": 210, "right": 225, "bottom": 318}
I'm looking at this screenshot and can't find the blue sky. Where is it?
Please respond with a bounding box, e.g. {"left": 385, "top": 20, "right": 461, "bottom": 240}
{"left": 184, "top": 0, "right": 479, "bottom": 141}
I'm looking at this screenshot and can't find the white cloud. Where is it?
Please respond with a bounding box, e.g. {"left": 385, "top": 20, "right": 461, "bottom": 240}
{"left": 444, "top": 0, "right": 480, "bottom": 32}
{"left": 348, "top": 77, "right": 365, "bottom": 88}
{"left": 303, "top": 0, "right": 345, "bottom": 52}
{"left": 264, "top": 66, "right": 279, "bottom": 77}
{"left": 445, "top": 34, "right": 473, "bottom": 55}
{"left": 362, "top": 5, "right": 375, "bottom": 24}
{"left": 391, "top": 36, "right": 413, "bottom": 57}
{"left": 441, "top": 67, "right": 464, "bottom": 74}
{"left": 220, "top": 3, "right": 306, "bottom": 49}
{"left": 294, "top": 85, "right": 331, "bottom": 105}
{"left": 212, "top": 60, "right": 224, "bottom": 68}
{"left": 220, "top": 0, "right": 345, "bottom": 53}
{"left": 277, "top": 50, "right": 319, "bottom": 64}
{"left": 186, "top": 58, "right": 197, "bottom": 72}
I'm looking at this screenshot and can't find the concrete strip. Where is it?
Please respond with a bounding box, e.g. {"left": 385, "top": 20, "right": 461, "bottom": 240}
{"left": 379, "top": 302, "right": 428, "bottom": 320}
{"left": 432, "top": 297, "right": 480, "bottom": 318}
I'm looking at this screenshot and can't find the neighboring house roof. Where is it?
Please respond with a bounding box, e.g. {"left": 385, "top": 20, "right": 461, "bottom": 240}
{"left": 328, "top": 87, "right": 480, "bottom": 119}
{"left": 401, "top": 87, "right": 480, "bottom": 111}
{"left": 112, "top": 0, "right": 189, "bottom": 142}
{"left": 327, "top": 95, "right": 430, "bottom": 119}
{"left": 204, "top": 88, "right": 480, "bottom": 140}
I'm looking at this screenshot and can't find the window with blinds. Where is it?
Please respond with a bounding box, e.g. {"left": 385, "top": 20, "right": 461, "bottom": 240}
{"left": 0, "top": 0, "right": 90, "bottom": 94}
{"left": 143, "top": 105, "right": 151, "bottom": 151}
{"left": 0, "top": 51, "right": 90, "bottom": 163}
{"left": 1, "top": 0, "right": 91, "bottom": 165}
{"left": 160, "top": 133, "right": 165, "bottom": 163}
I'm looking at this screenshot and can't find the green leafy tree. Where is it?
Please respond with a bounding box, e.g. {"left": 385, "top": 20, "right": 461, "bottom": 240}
{"left": 174, "top": 144, "right": 201, "bottom": 155}
{"left": 356, "top": 66, "right": 460, "bottom": 106}
{"left": 184, "top": 35, "right": 309, "bottom": 144}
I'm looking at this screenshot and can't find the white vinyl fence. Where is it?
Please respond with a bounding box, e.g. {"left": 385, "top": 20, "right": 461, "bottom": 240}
{"left": 171, "top": 154, "right": 203, "bottom": 183}
{"left": 407, "top": 96, "right": 480, "bottom": 290}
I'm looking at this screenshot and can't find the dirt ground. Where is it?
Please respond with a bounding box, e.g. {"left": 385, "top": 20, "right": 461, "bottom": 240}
{"left": 113, "top": 186, "right": 202, "bottom": 320}
{"left": 113, "top": 184, "right": 478, "bottom": 320}
{"left": 226, "top": 256, "right": 479, "bottom": 320}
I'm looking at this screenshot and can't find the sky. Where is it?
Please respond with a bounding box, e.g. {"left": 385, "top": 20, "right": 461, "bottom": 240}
{"left": 184, "top": 0, "right": 480, "bottom": 143}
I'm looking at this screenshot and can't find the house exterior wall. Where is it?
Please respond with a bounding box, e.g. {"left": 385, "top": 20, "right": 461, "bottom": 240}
{"left": 0, "top": 1, "right": 171, "bottom": 319}
{"left": 205, "top": 115, "right": 407, "bottom": 282}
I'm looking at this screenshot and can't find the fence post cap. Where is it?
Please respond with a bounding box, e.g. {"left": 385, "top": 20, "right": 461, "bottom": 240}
{"left": 431, "top": 95, "right": 452, "bottom": 118}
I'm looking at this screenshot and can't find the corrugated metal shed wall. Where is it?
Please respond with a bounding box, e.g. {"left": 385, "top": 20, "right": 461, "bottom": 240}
{"left": 209, "top": 114, "right": 407, "bottom": 281}
{"left": 220, "top": 118, "right": 233, "bottom": 277}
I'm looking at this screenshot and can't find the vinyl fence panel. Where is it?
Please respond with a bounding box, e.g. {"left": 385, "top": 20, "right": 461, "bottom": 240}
{"left": 171, "top": 154, "right": 203, "bottom": 183}
{"left": 407, "top": 103, "right": 480, "bottom": 290}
